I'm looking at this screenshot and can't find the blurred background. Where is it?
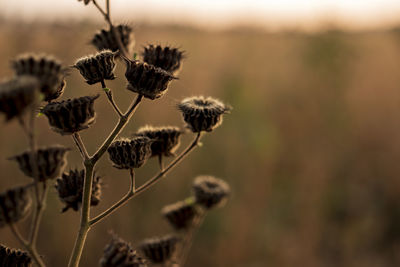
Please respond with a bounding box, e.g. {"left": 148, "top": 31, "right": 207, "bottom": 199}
{"left": 1, "top": 0, "right": 400, "bottom": 266}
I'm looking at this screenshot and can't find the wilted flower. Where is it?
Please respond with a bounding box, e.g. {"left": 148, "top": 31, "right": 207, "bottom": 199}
{"left": 192, "top": 176, "right": 230, "bottom": 209}
{"left": 42, "top": 95, "right": 99, "bottom": 135}
{"left": 124, "top": 59, "right": 176, "bottom": 100}
{"left": 56, "top": 169, "right": 102, "bottom": 213}
{"left": 9, "top": 146, "right": 70, "bottom": 181}
{"left": 107, "top": 137, "right": 152, "bottom": 169}
{"left": 178, "top": 96, "right": 231, "bottom": 132}
{"left": 0, "top": 244, "right": 32, "bottom": 267}
{"left": 74, "top": 50, "right": 117, "bottom": 85}
{"left": 0, "top": 76, "right": 39, "bottom": 121}
{"left": 0, "top": 186, "right": 31, "bottom": 228}
{"left": 92, "top": 25, "right": 135, "bottom": 55}
{"left": 11, "top": 54, "right": 66, "bottom": 102}
{"left": 142, "top": 45, "right": 184, "bottom": 75}
{"left": 139, "top": 235, "right": 180, "bottom": 264}
{"left": 162, "top": 199, "right": 200, "bottom": 230}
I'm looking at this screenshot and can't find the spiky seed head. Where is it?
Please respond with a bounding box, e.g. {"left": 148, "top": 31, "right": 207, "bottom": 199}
{"left": 192, "top": 176, "right": 230, "bottom": 209}
{"left": 74, "top": 50, "right": 117, "bottom": 85}
{"left": 108, "top": 137, "right": 153, "bottom": 169}
{"left": 92, "top": 25, "right": 135, "bottom": 55}
{"left": 42, "top": 95, "right": 99, "bottom": 135}
{"left": 0, "top": 76, "right": 39, "bottom": 121}
{"left": 0, "top": 244, "right": 32, "bottom": 267}
{"left": 162, "top": 199, "right": 200, "bottom": 230}
{"left": 55, "top": 169, "right": 102, "bottom": 213}
{"left": 11, "top": 54, "right": 66, "bottom": 102}
{"left": 9, "top": 146, "right": 70, "bottom": 181}
{"left": 0, "top": 186, "right": 32, "bottom": 228}
{"left": 77, "top": 0, "right": 91, "bottom": 5}
{"left": 178, "top": 96, "right": 231, "bottom": 132}
{"left": 142, "top": 45, "right": 184, "bottom": 75}
{"left": 139, "top": 235, "right": 180, "bottom": 264}
{"left": 100, "top": 235, "right": 147, "bottom": 267}
{"left": 124, "top": 59, "right": 176, "bottom": 100}
{"left": 133, "top": 126, "right": 182, "bottom": 157}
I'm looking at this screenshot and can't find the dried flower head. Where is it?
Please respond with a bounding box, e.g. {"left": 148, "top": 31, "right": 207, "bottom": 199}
{"left": 108, "top": 137, "right": 153, "bottom": 169}
{"left": 100, "top": 235, "right": 147, "bottom": 267}
{"left": 42, "top": 95, "right": 99, "bottom": 135}
{"left": 0, "top": 76, "right": 39, "bottom": 121}
{"left": 74, "top": 50, "right": 117, "bottom": 85}
{"left": 133, "top": 126, "right": 182, "bottom": 157}
{"left": 124, "top": 59, "right": 176, "bottom": 100}
{"left": 139, "top": 235, "right": 180, "bottom": 264}
{"left": 162, "top": 199, "right": 200, "bottom": 230}
{"left": 77, "top": 0, "right": 91, "bottom": 5}
{"left": 193, "top": 176, "right": 230, "bottom": 209}
{"left": 11, "top": 54, "right": 66, "bottom": 102}
{"left": 92, "top": 25, "right": 135, "bottom": 55}
{"left": 0, "top": 244, "right": 32, "bottom": 267}
{"left": 9, "top": 146, "right": 70, "bottom": 181}
{"left": 56, "top": 169, "right": 102, "bottom": 213}
{"left": 0, "top": 186, "right": 31, "bottom": 228}
{"left": 178, "top": 96, "right": 231, "bottom": 132}
{"left": 142, "top": 45, "right": 184, "bottom": 75}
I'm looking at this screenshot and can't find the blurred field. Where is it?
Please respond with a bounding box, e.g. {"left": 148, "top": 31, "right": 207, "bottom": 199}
{"left": 1, "top": 20, "right": 400, "bottom": 267}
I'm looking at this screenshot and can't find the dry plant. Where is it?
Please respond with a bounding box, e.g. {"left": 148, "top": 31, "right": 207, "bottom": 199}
{"left": 0, "top": 0, "right": 231, "bottom": 266}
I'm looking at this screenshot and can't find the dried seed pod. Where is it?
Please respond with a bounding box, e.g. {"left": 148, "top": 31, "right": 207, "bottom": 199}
{"left": 178, "top": 96, "right": 231, "bottom": 132}
{"left": 11, "top": 54, "right": 66, "bottom": 102}
{"left": 0, "top": 244, "right": 32, "bottom": 267}
{"left": 124, "top": 59, "right": 176, "bottom": 100}
{"left": 92, "top": 25, "right": 135, "bottom": 54}
{"left": 142, "top": 45, "right": 184, "bottom": 75}
{"left": 0, "top": 186, "right": 31, "bottom": 228}
{"left": 139, "top": 235, "right": 180, "bottom": 264}
{"left": 56, "top": 169, "right": 102, "bottom": 213}
{"left": 0, "top": 76, "right": 39, "bottom": 121}
{"left": 77, "top": 0, "right": 91, "bottom": 5}
{"left": 162, "top": 199, "right": 200, "bottom": 230}
{"left": 100, "top": 235, "right": 147, "bottom": 267}
{"left": 9, "top": 146, "right": 70, "bottom": 181}
{"left": 74, "top": 50, "right": 117, "bottom": 85}
{"left": 107, "top": 137, "right": 152, "bottom": 169}
{"left": 133, "top": 126, "right": 182, "bottom": 157}
{"left": 192, "top": 176, "right": 230, "bottom": 209}
{"left": 42, "top": 95, "right": 99, "bottom": 135}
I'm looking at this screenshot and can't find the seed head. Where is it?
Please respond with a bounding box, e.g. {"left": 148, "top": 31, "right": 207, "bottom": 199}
{"left": 124, "top": 59, "right": 176, "bottom": 100}
{"left": 77, "top": 0, "right": 91, "bottom": 5}
{"left": 0, "top": 244, "right": 32, "bottom": 267}
{"left": 142, "top": 45, "right": 184, "bottom": 75}
{"left": 108, "top": 137, "right": 152, "bottom": 169}
{"left": 193, "top": 176, "right": 230, "bottom": 209}
{"left": 56, "top": 169, "right": 102, "bottom": 213}
{"left": 139, "top": 235, "right": 180, "bottom": 264}
{"left": 100, "top": 235, "right": 147, "bottom": 267}
{"left": 9, "top": 146, "right": 70, "bottom": 181}
{"left": 0, "top": 186, "right": 31, "bottom": 228}
{"left": 92, "top": 25, "right": 135, "bottom": 55}
{"left": 133, "top": 126, "right": 182, "bottom": 157}
{"left": 74, "top": 50, "right": 117, "bottom": 85}
{"left": 11, "top": 54, "right": 66, "bottom": 102}
{"left": 178, "top": 96, "right": 231, "bottom": 132}
{"left": 162, "top": 199, "right": 200, "bottom": 230}
{"left": 0, "top": 76, "right": 39, "bottom": 121}
{"left": 42, "top": 95, "right": 99, "bottom": 135}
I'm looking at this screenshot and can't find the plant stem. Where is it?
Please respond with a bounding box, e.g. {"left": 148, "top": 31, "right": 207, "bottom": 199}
{"left": 158, "top": 154, "right": 164, "bottom": 171}
{"left": 72, "top": 133, "right": 90, "bottom": 161}
{"left": 29, "top": 181, "right": 49, "bottom": 246}
{"left": 101, "top": 80, "right": 123, "bottom": 117}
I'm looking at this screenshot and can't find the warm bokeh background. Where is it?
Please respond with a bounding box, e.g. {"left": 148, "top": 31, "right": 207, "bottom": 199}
{"left": 2, "top": 2, "right": 400, "bottom": 267}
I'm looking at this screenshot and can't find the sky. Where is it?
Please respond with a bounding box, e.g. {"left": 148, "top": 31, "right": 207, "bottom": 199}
{"left": 1, "top": 0, "right": 400, "bottom": 30}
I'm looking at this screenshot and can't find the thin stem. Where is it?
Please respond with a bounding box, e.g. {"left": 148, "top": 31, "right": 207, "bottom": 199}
{"left": 29, "top": 181, "right": 49, "bottom": 246}
{"left": 106, "top": 0, "right": 110, "bottom": 17}
{"left": 92, "top": 0, "right": 108, "bottom": 19}
{"left": 72, "top": 133, "right": 90, "bottom": 161}
{"left": 101, "top": 80, "right": 123, "bottom": 117}
{"left": 179, "top": 212, "right": 206, "bottom": 266}
{"left": 158, "top": 154, "right": 164, "bottom": 171}
{"left": 89, "top": 132, "right": 202, "bottom": 226}
{"left": 130, "top": 168, "right": 136, "bottom": 192}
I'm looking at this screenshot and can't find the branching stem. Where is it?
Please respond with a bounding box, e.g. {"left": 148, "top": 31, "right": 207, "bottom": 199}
{"left": 101, "top": 80, "right": 123, "bottom": 117}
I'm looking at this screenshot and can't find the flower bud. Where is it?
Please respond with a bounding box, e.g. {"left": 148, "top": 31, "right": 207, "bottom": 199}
{"left": 162, "top": 199, "right": 200, "bottom": 230}
{"left": 0, "top": 186, "right": 31, "bottom": 228}
{"left": 107, "top": 137, "right": 152, "bottom": 169}
{"left": 139, "top": 235, "right": 180, "bottom": 264}
{"left": 192, "top": 176, "right": 230, "bottom": 209}
{"left": 92, "top": 25, "right": 135, "bottom": 55}
{"left": 0, "top": 244, "right": 32, "bottom": 267}
{"left": 142, "top": 45, "right": 184, "bottom": 75}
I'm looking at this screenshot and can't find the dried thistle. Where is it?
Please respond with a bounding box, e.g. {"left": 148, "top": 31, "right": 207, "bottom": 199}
{"left": 74, "top": 50, "right": 117, "bottom": 85}
{"left": 107, "top": 137, "right": 153, "bottom": 169}
{"left": 92, "top": 25, "right": 135, "bottom": 55}
{"left": 124, "top": 59, "right": 176, "bottom": 100}
{"left": 9, "top": 146, "right": 70, "bottom": 181}
{"left": 11, "top": 54, "right": 66, "bottom": 102}
{"left": 192, "top": 176, "right": 230, "bottom": 209}
{"left": 0, "top": 186, "right": 32, "bottom": 228}
{"left": 0, "top": 244, "right": 32, "bottom": 267}
{"left": 55, "top": 169, "right": 102, "bottom": 213}
{"left": 142, "top": 45, "right": 184, "bottom": 75}
{"left": 139, "top": 234, "right": 180, "bottom": 264}
{"left": 178, "top": 96, "right": 231, "bottom": 132}
{"left": 42, "top": 94, "right": 99, "bottom": 135}
{"left": 162, "top": 199, "right": 200, "bottom": 230}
